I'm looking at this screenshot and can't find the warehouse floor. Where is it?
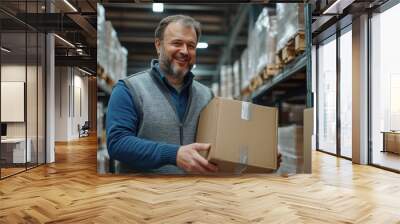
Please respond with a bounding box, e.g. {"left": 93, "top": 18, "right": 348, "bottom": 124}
{"left": 372, "top": 151, "right": 400, "bottom": 171}
{"left": 0, "top": 136, "right": 399, "bottom": 223}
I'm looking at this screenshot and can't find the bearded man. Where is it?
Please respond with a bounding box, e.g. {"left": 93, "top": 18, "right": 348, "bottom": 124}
{"left": 106, "top": 15, "right": 218, "bottom": 174}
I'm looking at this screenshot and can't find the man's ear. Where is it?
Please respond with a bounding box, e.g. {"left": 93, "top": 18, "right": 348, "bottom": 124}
{"left": 155, "top": 38, "right": 161, "bottom": 56}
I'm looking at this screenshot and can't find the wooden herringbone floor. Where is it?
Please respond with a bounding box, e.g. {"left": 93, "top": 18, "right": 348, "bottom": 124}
{"left": 1, "top": 135, "right": 400, "bottom": 224}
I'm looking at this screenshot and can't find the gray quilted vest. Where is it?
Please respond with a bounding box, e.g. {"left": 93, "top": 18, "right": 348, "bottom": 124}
{"left": 120, "top": 63, "right": 213, "bottom": 174}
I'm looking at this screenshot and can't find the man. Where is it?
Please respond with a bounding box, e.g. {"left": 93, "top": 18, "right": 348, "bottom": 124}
{"left": 106, "top": 15, "right": 218, "bottom": 174}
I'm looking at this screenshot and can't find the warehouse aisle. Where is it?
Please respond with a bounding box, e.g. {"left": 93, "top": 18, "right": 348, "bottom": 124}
{"left": 0, "top": 136, "right": 399, "bottom": 223}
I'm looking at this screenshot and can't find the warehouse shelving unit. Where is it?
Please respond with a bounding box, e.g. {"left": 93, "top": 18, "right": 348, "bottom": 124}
{"left": 251, "top": 4, "right": 313, "bottom": 109}
{"left": 251, "top": 52, "right": 306, "bottom": 101}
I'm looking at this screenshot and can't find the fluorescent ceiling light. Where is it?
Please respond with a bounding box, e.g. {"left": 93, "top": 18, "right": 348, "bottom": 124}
{"left": 54, "top": 34, "right": 75, "bottom": 48}
{"left": 63, "top": 0, "right": 78, "bottom": 12}
{"left": 78, "top": 67, "right": 92, "bottom": 76}
{"left": 1, "top": 47, "right": 11, "bottom": 53}
{"left": 152, "top": 3, "right": 164, "bottom": 13}
{"left": 197, "top": 42, "right": 208, "bottom": 49}
{"left": 323, "top": 0, "right": 354, "bottom": 14}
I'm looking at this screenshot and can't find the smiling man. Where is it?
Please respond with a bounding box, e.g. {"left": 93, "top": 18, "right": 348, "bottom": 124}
{"left": 106, "top": 15, "right": 218, "bottom": 174}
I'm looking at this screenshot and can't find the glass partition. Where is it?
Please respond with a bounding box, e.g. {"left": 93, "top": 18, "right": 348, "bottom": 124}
{"left": 339, "top": 28, "right": 352, "bottom": 158}
{"left": 317, "top": 35, "right": 337, "bottom": 155}
{"left": 0, "top": 1, "right": 46, "bottom": 179}
{"left": 370, "top": 3, "right": 400, "bottom": 171}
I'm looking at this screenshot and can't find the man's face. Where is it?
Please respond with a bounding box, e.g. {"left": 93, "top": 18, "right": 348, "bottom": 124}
{"left": 156, "top": 21, "right": 197, "bottom": 79}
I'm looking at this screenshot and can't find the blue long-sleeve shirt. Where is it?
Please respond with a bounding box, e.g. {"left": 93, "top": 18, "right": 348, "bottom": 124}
{"left": 106, "top": 63, "right": 193, "bottom": 170}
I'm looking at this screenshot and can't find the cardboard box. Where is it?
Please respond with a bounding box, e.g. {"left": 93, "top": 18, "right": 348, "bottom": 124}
{"left": 277, "top": 108, "right": 313, "bottom": 174}
{"left": 196, "top": 97, "right": 278, "bottom": 173}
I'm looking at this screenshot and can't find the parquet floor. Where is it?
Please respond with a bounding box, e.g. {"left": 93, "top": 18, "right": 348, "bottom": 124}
{"left": 1, "top": 135, "right": 400, "bottom": 223}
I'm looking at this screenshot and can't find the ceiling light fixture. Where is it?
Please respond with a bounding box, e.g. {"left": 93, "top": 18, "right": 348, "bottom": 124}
{"left": 197, "top": 42, "right": 208, "bottom": 49}
{"left": 1, "top": 47, "right": 11, "bottom": 53}
{"left": 54, "top": 34, "right": 75, "bottom": 48}
{"left": 78, "top": 67, "right": 92, "bottom": 76}
{"left": 323, "top": 0, "right": 354, "bottom": 14}
{"left": 63, "top": 0, "right": 78, "bottom": 12}
{"left": 152, "top": 3, "right": 164, "bottom": 13}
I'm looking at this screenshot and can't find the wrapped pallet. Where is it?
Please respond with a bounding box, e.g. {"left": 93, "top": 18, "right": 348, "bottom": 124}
{"left": 220, "top": 65, "right": 227, "bottom": 98}
{"left": 278, "top": 125, "right": 304, "bottom": 174}
{"left": 254, "top": 8, "right": 277, "bottom": 76}
{"left": 240, "top": 48, "right": 249, "bottom": 90}
{"left": 104, "top": 21, "right": 115, "bottom": 79}
{"left": 281, "top": 102, "right": 306, "bottom": 125}
{"left": 120, "top": 47, "right": 128, "bottom": 79}
{"left": 211, "top": 82, "right": 219, "bottom": 97}
{"left": 233, "top": 60, "right": 240, "bottom": 97}
{"left": 226, "top": 65, "right": 233, "bottom": 99}
{"left": 103, "top": 20, "right": 129, "bottom": 82}
{"left": 97, "top": 4, "right": 106, "bottom": 68}
{"left": 276, "top": 3, "right": 304, "bottom": 52}
{"left": 247, "top": 23, "right": 258, "bottom": 80}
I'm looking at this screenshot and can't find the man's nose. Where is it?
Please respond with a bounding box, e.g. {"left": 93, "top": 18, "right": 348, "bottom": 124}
{"left": 180, "top": 44, "right": 189, "bottom": 55}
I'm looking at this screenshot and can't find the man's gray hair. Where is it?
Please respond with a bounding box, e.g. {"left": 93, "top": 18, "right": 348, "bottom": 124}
{"left": 155, "top": 15, "right": 201, "bottom": 42}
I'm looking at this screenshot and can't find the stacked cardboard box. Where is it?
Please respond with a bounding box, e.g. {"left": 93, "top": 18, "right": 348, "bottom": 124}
{"left": 278, "top": 125, "right": 304, "bottom": 173}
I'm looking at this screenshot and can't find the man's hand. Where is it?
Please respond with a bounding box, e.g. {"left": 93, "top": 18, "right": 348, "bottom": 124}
{"left": 176, "top": 143, "right": 218, "bottom": 174}
{"left": 277, "top": 152, "right": 282, "bottom": 170}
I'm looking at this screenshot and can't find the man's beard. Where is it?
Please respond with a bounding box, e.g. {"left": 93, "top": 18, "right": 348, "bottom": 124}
{"left": 159, "top": 48, "right": 193, "bottom": 79}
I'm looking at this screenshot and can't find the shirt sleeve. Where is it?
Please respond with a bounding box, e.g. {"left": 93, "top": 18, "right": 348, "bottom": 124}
{"left": 106, "top": 80, "right": 180, "bottom": 170}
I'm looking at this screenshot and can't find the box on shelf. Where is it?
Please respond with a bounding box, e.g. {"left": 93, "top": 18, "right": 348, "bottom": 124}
{"left": 278, "top": 125, "right": 303, "bottom": 156}
{"left": 246, "top": 8, "right": 277, "bottom": 81}
{"left": 240, "top": 48, "right": 249, "bottom": 90}
{"left": 97, "top": 4, "right": 106, "bottom": 67}
{"left": 211, "top": 82, "right": 219, "bottom": 97}
{"left": 233, "top": 60, "right": 240, "bottom": 97}
{"left": 277, "top": 107, "right": 313, "bottom": 174}
{"left": 280, "top": 102, "right": 306, "bottom": 125}
{"left": 220, "top": 65, "right": 233, "bottom": 99}
{"left": 100, "top": 19, "right": 128, "bottom": 84}
{"left": 196, "top": 97, "right": 278, "bottom": 173}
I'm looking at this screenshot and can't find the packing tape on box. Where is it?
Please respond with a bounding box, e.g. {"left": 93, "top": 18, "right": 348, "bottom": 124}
{"left": 241, "top": 102, "right": 251, "bottom": 121}
{"left": 234, "top": 146, "right": 248, "bottom": 174}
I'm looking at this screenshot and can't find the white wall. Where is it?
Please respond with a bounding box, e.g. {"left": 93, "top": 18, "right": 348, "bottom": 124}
{"left": 54, "top": 67, "right": 89, "bottom": 141}
{"left": 55, "top": 67, "right": 69, "bottom": 141}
